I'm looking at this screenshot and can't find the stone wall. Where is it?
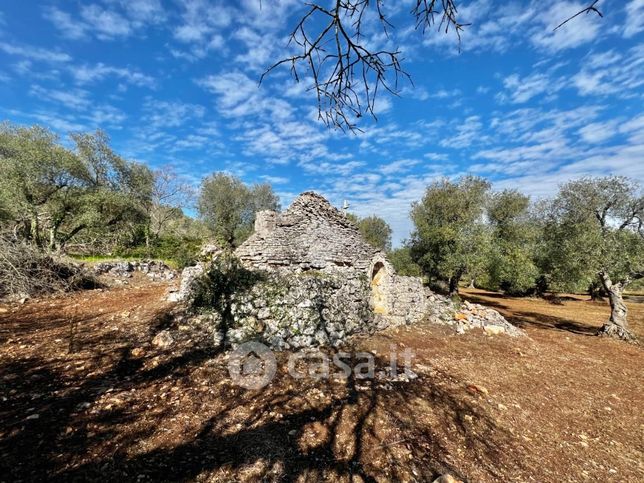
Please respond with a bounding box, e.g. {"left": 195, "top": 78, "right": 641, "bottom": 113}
{"left": 225, "top": 270, "right": 377, "bottom": 349}
{"left": 189, "top": 256, "right": 380, "bottom": 349}
{"left": 368, "top": 254, "right": 429, "bottom": 327}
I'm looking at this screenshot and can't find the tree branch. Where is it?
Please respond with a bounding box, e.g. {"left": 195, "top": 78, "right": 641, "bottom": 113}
{"left": 554, "top": 0, "right": 603, "bottom": 31}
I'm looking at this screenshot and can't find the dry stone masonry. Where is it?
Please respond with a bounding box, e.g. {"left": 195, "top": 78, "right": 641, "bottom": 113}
{"left": 172, "top": 192, "right": 522, "bottom": 349}
{"left": 94, "top": 260, "right": 177, "bottom": 281}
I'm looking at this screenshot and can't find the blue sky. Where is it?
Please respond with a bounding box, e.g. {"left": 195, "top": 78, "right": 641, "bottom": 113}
{"left": 1, "top": 0, "right": 643, "bottom": 245}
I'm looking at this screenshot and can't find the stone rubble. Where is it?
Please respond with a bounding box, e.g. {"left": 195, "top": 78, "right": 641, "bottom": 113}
{"left": 152, "top": 330, "right": 174, "bottom": 349}
{"left": 93, "top": 260, "right": 177, "bottom": 282}
{"left": 425, "top": 296, "right": 523, "bottom": 337}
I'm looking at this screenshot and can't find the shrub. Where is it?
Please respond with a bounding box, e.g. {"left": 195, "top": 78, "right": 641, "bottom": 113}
{"left": 0, "top": 237, "right": 98, "bottom": 300}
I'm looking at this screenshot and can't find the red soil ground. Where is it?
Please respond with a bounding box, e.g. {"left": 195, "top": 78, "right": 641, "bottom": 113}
{"left": 0, "top": 279, "right": 642, "bottom": 482}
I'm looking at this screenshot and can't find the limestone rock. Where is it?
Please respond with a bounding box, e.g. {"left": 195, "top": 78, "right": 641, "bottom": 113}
{"left": 168, "top": 265, "right": 204, "bottom": 302}
{"left": 432, "top": 475, "right": 463, "bottom": 483}
{"left": 94, "top": 260, "right": 176, "bottom": 281}
{"left": 152, "top": 330, "right": 174, "bottom": 349}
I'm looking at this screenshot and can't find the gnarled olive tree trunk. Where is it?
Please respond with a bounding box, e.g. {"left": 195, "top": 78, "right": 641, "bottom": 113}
{"left": 597, "top": 272, "right": 636, "bottom": 342}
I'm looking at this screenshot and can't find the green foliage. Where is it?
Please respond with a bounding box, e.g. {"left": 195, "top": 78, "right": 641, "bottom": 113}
{"left": 358, "top": 215, "right": 392, "bottom": 251}
{"left": 388, "top": 246, "right": 422, "bottom": 277}
{"left": 0, "top": 123, "right": 153, "bottom": 251}
{"left": 116, "top": 236, "right": 202, "bottom": 269}
{"left": 486, "top": 190, "right": 540, "bottom": 294}
{"left": 488, "top": 243, "right": 540, "bottom": 294}
{"left": 410, "top": 176, "right": 492, "bottom": 293}
{"left": 543, "top": 176, "right": 644, "bottom": 292}
{"left": 198, "top": 173, "right": 280, "bottom": 247}
{"left": 191, "top": 252, "right": 266, "bottom": 323}
{"left": 347, "top": 213, "right": 393, "bottom": 251}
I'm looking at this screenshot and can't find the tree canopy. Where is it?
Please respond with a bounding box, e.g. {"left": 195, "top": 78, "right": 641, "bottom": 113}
{"left": 347, "top": 214, "right": 393, "bottom": 252}
{"left": 410, "top": 175, "right": 492, "bottom": 296}
{"left": 543, "top": 176, "right": 643, "bottom": 340}
{"left": 198, "top": 173, "right": 280, "bottom": 248}
{"left": 0, "top": 123, "right": 154, "bottom": 251}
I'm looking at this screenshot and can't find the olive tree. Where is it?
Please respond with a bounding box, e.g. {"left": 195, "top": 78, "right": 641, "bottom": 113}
{"left": 410, "top": 176, "right": 492, "bottom": 297}
{"left": 0, "top": 123, "right": 78, "bottom": 246}
{"left": 347, "top": 213, "right": 392, "bottom": 251}
{"left": 487, "top": 189, "right": 540, "bottom": 294}
{"left": 0, "top": 124, "right": 152, "bottom": 251}
{"left": 198, "top": 173, "right": 280, "bottom": 247}
{"left": 545, "top": 176, "right": 643, "bottom": 341}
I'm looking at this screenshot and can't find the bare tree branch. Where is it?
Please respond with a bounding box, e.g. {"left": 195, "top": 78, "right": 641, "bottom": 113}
{"left": 554, "top": 0, "right": 603, "bottom": 31}
{"left": 261, "top": 1, "right": 463, "bottom": 132}
{"left": 261, "top": 0, "right": 604, "bottom": 132}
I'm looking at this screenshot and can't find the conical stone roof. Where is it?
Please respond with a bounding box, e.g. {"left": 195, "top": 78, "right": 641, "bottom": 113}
{"left": 235, "top": 192, "right": 380, "bottom": 272}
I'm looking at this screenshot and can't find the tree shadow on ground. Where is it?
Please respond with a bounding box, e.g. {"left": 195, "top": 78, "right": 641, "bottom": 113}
{"left": 1, "top": 300, "right": 530, "bottom": 482}
{"left": 461, "top": 292, "right": 598, "bottom": 336}
{"left": 0, "top": 305, "right": 221, "bottom": 481}
{"left": 46, "top": 355, "right": 526, "bottom": 481}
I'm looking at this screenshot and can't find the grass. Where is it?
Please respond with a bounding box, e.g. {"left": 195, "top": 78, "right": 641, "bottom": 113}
{"left": 69, "top": 254, "right": 181, "bottom": 270}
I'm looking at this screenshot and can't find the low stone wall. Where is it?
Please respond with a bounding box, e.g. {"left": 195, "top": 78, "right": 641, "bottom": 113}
{"left": 224, "top": 271, "right": 377, "bottom": 349}
{"left": 93, "top": 260, "right": 177, "bottom": 281}
{"left": 368, "top": 254, "right": 429, "bottom": 327}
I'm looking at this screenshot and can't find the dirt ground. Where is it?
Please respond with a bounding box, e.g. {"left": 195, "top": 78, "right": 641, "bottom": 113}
{"left": 1, "top": 278, "right": 643, "bottom": 482}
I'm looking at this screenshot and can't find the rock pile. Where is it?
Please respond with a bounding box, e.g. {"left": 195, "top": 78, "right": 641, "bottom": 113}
{"left": 426, "top": 295, "right": 522, "bottom": 336}
{"left": 93, "top": 260, "right": 176, "bottom": 281}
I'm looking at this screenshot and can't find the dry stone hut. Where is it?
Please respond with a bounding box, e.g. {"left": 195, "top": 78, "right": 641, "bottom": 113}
{"left": 177, "top": 192, "right": 521, "bottom": 349}
{"left": 235, "top": 192, "right": 429, "bottom": 327}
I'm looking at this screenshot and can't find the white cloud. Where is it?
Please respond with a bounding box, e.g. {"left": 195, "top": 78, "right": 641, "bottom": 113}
{"left": 71, "top": 63, "right": 155, "bottom": 88}
{"left": 232, "top": 27, "right": 281, "bottom": 71}
{"left": 142, "top": 99, "right": 206, "bottom": 128}
{"left": 171, "top": 0, "right": 234, "bottom": 60}
{"left": 43, "top": 7, "right": 88, "bottom": 40}
{"left": 120, "top": 0, "right": 166, "bottom": 25}
{"left": 379, "top": 158, "right": 420, "bottom": 175}
{"left": 197, "top": 71, "right": 294, "bottom": 121}
{"left": 80, "top": 4, "right": 132, "bottom": 39}
{"left": 624, "top": 0, "right": 644, "bottom": 38}
{"left": 423, "top": 0, "right": 603, "bottom": 56}
{"left": 530, "top": 1, "right": 602, "bottom": 52}
{"left": 572, "top": 45, "right": 644, "bottom": 97}
{"left": 260, "top": 175, "right": 290, "bottom": 184}
{"left": 440, "top": 116, "right": 486, "bottom": 149}
{"left": 422, "top": 0, "right": 535, "bottom": 54}
{"left": 578, "top": 121, "right": 618, "bottom": 143}
{"left": 0, "top": 41, "right": 71, "bottom": 63}
{"left": 501, "top": 73, "right": 553, "bottom": 103}
{"left": 43, "top": 1, "right": 165, "bottom": 41}
{"left": 29, "top": 85, "right": 91, "bottom": 110}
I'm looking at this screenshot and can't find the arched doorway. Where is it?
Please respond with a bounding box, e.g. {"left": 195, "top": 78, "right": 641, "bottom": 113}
{"left": 371, "top": 262, "right": 388, "bottom": 315}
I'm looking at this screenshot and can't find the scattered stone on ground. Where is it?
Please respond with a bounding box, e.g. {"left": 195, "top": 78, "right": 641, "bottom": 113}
{"left": 1, "top": 282, "right": 642, "bottom": 481}
{"left": 151, "top": 330, "right": 174, "bottom": 349}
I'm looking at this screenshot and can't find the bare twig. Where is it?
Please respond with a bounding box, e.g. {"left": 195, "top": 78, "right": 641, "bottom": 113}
{"left": 554, "top": 0, "right": 603, "bottom": 31}
{"left": 262, "top": 0, "right": 605, "bottom": 131}
{"left": 261, "top": 1, "right": 463, "bottom": 132}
